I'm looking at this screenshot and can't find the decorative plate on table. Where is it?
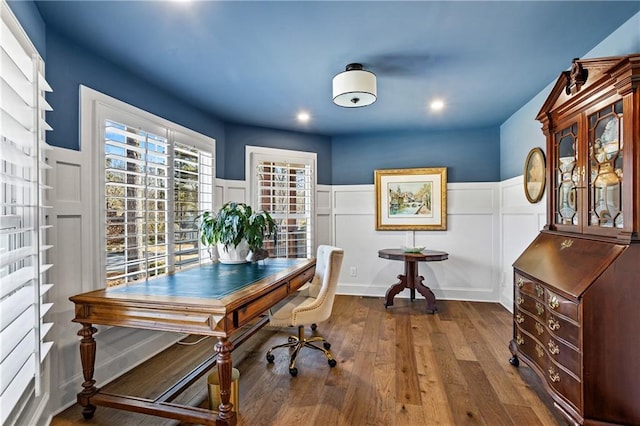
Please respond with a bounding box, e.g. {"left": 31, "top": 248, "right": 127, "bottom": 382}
{"left": 401, "top": 246, "right": 425, "bottom": 253}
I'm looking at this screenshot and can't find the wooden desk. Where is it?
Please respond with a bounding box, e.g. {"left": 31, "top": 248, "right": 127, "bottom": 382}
{"left": 69, "top": 258, "right": 315, "bottom": 426}
{"left": 378, "top": 248, "right": 448, "bottom": 314}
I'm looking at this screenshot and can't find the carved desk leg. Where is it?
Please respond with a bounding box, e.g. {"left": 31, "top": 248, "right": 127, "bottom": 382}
{"left": 214, "top": 337, "right": 237, "bottom": 426}
{"left": 77, "top": 323, "right": 98, "bottom": 419}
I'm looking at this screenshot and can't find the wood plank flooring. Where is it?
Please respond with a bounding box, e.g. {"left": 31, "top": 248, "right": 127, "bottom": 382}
{"left": 52, "top": 296, "right": 566, "bottom": 425}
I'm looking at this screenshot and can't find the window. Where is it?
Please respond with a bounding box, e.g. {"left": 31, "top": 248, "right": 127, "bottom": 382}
{"left": 1, "top": 4, "right": 53, "bottom": 424}
{"left": 247, "top": 146, "right": 315, "bottom": 258}
{"left": 84, "top": 87, "right": 215, "bottom": 287}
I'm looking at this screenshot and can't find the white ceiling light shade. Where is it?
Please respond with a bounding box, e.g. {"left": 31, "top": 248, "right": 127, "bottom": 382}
{"left": 332, "top": 63, "right": 377, "bottom": 108}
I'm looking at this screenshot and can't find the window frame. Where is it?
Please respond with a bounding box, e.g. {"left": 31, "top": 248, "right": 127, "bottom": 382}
{"left": 246, "top": 145, "right": 316, "bottom": 258}
{"left": 80, "top": 86, "right": 215, "bottom": 290}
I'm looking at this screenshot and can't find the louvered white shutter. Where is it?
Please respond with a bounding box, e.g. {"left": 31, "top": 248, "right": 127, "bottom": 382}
{"left": 250, "top": 149, "right": 315, "bottom": 258}
{"left": 173, "top": 137, "right": 214, "bottom": 268}
{"left": 1, "top": 4, "right": 54, "bottom": 423}
{"left": 104, "top": 120, "right": 170, "bottom": 286}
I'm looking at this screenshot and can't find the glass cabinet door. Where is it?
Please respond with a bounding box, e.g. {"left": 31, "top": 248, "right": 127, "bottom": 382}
{"left": 588, "top": 100, "right": 624, "bottom": 228}
{"left": 555, "top": 124, "right": 579, "bottom": 226}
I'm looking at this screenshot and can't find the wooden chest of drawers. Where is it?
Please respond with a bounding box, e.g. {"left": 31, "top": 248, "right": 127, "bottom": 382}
{"left": 510, "top": 232, "right": 640, "bottom": 425}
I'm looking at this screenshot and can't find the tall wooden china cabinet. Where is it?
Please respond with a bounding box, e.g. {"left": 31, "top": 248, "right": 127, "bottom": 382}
{"left": 509, "top": 54, "right": 640, "bottom": 425}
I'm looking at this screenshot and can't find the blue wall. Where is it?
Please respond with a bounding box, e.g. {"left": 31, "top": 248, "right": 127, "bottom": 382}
{"left": 224, "top": 123, "right": 332, "bottom": 184}
{"left": 332, "top": 127, "right": 500, "bottom": 184}
{"left": 44, "top": 30, "right": 227, "bottom": 159}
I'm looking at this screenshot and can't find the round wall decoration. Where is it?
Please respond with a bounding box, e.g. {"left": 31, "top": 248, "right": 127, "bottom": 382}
{"left": 524, "top": 147, "right": 546, "bottom": 203}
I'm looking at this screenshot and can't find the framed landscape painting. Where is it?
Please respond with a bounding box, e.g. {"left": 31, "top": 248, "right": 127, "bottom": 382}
{"left": 375, "top": 167, "right": 447, "bottom": 230}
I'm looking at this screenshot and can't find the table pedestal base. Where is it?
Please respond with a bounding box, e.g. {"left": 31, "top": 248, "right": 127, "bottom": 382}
{"left": 384, "top": 259, "right": 437, "bottom": 314}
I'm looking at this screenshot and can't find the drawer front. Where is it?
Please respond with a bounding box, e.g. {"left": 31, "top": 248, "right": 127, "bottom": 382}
{"left": 289, "top": 266, "right": 315, "bottom": 292}
{"left": 516, "top": 291, "right": 546, "bottom": 320}
{"left": 547, "top": 311, "right": 580, "bottom": 348}
{"left": 515, "top": 274, "right": 537, "bottom": 298}
{"left": 236, "top": 284, "right": 289, "bottom": 326}
{"left": 546, "top": 289, "right": 578, "bottom": 321}
{"left": 545, "top": 335, "right": 580, "bottom": 377}
{"left": 515, "top": 327, "right": 547, "bottom": 375}
{"left": 547, "top": 361, "right": 582, "bottom": 412}
{"left": 517, "top": 309, "right": 546, "bottom": 341}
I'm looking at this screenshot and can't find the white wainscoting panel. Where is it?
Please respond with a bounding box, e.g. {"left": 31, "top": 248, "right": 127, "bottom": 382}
{"left": 499, "top": 175, "right": 546, "bottom": 312}
{"left": 316, "top": 185, "right": 332, "bottom": 248}
{"left": 214, "top": 179, "right": 247, "bottom": 208}
{"left": 226, "top": 181, "right": 248, "bottom": 204}
{"left": 332, "top": 183, "right": 501, "bottom": 302}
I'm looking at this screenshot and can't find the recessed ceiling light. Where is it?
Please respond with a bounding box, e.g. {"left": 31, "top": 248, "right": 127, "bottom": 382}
{"left": 297, "top": 111, "right": 310, "bottom": 123}
{"left": 430, "top": 99, "right": 445, "bottom": 111}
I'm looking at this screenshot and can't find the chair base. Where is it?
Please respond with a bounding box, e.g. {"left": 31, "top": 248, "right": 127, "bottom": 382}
{"left": 266, "top": 325, "right": 337, "bottom": 376}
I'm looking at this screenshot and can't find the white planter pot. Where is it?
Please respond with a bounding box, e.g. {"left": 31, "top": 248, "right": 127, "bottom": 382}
{"left": 216, "top": 240, "right": 250, "bottom": 264}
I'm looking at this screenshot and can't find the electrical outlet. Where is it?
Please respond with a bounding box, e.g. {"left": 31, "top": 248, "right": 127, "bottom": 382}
{"left": 349, "top": 266, "right": 357, "bottom": 277}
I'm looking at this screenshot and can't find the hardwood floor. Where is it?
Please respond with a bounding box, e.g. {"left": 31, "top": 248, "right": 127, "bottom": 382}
{"left": 52, "top": 296, "right": 565, "bottom": 425}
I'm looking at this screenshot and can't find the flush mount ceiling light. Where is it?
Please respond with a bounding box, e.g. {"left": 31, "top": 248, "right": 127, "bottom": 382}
{"left": 332, "top": 63, "right": 377, "bottom": 108}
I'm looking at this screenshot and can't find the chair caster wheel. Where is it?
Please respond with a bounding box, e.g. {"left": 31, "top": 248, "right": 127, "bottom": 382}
{"left": 328, "top": 359, "right": 337, "bottom": 368}
{"left": 266, "top": 353, "right": 275, "bottom": 363}
{"left": 288, "top": 336, "right": 296, "bottom": 343}
{"left": 323, "top": 342, "right": 331, "bottom": 350}
{"left": 509, "top": 355, "right": 519, "bottom": 367}
{"left": 289, "top": 367, "right": 298, "bottom": 377}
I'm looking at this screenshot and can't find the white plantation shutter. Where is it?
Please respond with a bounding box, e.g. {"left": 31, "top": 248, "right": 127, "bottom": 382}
{"left": 173, "top": 138, "right": 214, "bottom": 268}
{"left": 101, "top": 108, "right": 214, "bottom": 287}
{"left": 249, "top": 148, "right": 315, "bottom": 258}
{"left": 104, "top": 120, "right": 170, "bottom": 286}
{"left": 1, "top": 3, "right": 54, "bottom": 424}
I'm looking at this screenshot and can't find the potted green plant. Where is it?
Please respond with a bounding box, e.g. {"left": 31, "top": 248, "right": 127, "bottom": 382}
{"left": 199, "top": 202, "right": 278, "bottom": 264}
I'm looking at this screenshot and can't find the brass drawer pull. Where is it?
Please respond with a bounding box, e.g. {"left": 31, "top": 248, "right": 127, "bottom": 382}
{"left": 535, "top": 302, "right": 545, "bottom": 316}
{"left": 535, "top": 284, "right": 544, "bottom": 299}
{"left": 549, "top": 366, "right": 560, "bottom": 383}
{"left": 516, "top": 277, "right": 524, "bottom": 288}
{"left": 536, "top": 344, "right": 544, "bottom": 358}
{"left": 549, "top": 295, "right": 559, "bottom": 310}
{"left": 517, "top": 296, "right": 524, "bottom": 306}
{"left": 548, "top": 318, "right": 560, "bottom": 331}
{"left": 516, "top": 313, "right": 524, "bottom": 324}
{"left": 548, "top": 340, "right": 560, "bottom": 355}
{"left": 535, "top": 322, "right": 544, "bottom": 335}
{"left": 517, "top": 333, "right": 524, "bottom": 345}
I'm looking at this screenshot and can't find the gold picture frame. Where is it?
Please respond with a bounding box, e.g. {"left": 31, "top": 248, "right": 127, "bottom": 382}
{"left": 375, "top": 167, "right": 447, "bottom": 230}
{"left": 523, "top": 147, "right": 546, "bottom": 203}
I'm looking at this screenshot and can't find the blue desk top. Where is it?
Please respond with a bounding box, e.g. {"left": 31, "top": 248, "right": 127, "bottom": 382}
{"left": 108, "top": 259, "right": 303, "bottom": 300}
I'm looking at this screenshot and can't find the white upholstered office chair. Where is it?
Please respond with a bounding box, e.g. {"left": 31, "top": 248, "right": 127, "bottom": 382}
{"left": 266, "top": 245, "right": 344, "bottom": 376}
